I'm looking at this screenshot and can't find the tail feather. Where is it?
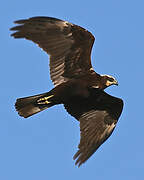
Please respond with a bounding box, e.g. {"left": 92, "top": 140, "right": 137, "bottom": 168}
{"left": 15, "top": 92, "right": 54, "bottom": 118}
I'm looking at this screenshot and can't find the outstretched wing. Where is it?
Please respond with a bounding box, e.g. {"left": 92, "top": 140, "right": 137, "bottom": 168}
{"left": 64, "top": 89, "right": 123, "bottom": 167}
{"left": 10, "top": 16, "right": 95, "bottom": 86}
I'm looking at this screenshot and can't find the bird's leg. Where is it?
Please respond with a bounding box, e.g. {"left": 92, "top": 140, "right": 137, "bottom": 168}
{"left": 37, "top": 95, "right": 54, "bottom": 104}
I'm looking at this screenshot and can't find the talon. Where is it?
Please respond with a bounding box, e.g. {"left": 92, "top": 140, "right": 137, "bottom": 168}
{"left": 45, "top": 100, "right": 50, "bottom": 104}
{"left": 37, "top": 100, "right": 51, "bottom": 105}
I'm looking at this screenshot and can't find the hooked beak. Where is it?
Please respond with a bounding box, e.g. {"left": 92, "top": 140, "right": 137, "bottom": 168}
{"left": 113, "top": 80, "right": 118, "bottom": 86}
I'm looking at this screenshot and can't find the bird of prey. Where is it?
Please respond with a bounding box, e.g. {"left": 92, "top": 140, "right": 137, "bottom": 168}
{"left": 10, "top": 16, "right": 123, "bottom": 167}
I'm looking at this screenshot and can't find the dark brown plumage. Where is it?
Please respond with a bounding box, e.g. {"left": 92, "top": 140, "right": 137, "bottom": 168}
{"left": 11, "top": 16, "right": 123, "bottom": 167}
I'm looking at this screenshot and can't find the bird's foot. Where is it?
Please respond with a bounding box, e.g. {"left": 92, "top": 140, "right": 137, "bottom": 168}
{"left": 37, "top": 95, "right": 54, "bottom": 105}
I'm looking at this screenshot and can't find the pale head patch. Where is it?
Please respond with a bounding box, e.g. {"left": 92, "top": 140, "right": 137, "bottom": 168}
{"left": 101, "top": 74, "right": 115, "bottom": 79}
{"left": 101, "top": 74, "right": 118, "bottom": 86}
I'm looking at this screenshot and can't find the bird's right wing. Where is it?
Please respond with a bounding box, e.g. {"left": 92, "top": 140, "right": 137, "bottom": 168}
{"left": 10, "top": 16, "right": 95, "bottom": 87}
{"left": 64, "top": 89, "right": 123, "bottom": 167}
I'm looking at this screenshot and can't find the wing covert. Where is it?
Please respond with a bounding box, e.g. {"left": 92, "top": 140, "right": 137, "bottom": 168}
{"left": 10, "top": 16, "right": 95, "bottom": 86}
{"left": 64, "top": 89, "right": 123, "bottom": 166}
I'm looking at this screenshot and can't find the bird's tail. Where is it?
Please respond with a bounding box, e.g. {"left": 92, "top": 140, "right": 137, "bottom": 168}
{"left": 15, "top": 91, "right": 56, "bottom": 118}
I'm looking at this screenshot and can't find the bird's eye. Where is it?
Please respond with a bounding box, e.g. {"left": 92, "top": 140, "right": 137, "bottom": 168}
{"left": 108, "top": 78, "right": 114, "bottom": 82}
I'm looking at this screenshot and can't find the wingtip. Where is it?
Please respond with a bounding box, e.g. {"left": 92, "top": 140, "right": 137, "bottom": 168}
{"left": 14, "top": 19, "right": 28, "bottom": 24}
{"left": 74, "top": 159, "right": 84, "bottom": 167}
{"left": 10, "top": 25, "right": 21, "bottom": 31}
{"left": 75, "top": 161, "right": 82, "bottom": 167}
{"left": 73, "top": 150, "right": 84, "bottom": 167}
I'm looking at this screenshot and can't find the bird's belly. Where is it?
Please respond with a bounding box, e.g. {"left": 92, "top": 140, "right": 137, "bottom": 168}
{"left": 52, "top": 80, "right": 90, "bottom": 103}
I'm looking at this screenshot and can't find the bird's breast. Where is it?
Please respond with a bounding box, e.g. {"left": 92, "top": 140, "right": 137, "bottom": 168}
{"left": 51, "top": 79, "right": 90, "bottom": 103}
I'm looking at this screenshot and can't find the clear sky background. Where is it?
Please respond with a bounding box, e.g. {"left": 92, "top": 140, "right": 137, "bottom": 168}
{"left": 1, "top": 0, "right": 144, "bottom": 179}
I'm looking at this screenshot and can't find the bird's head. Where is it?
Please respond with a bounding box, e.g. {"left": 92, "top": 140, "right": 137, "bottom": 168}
{"left": 101, "top": 74, "right": 118, "bottom": 88}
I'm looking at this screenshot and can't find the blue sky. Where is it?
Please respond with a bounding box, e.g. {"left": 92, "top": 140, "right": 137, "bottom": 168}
{"left": 1, "top": 0, "right": 144, "bottom": 179}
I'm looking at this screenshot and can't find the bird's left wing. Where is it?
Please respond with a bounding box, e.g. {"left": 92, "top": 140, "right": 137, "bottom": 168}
{"left": 10, "top": 16, "right": 95, "bottom": 86}
{"left": 64, "top": 89, "right": 123, "bottom": 167}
